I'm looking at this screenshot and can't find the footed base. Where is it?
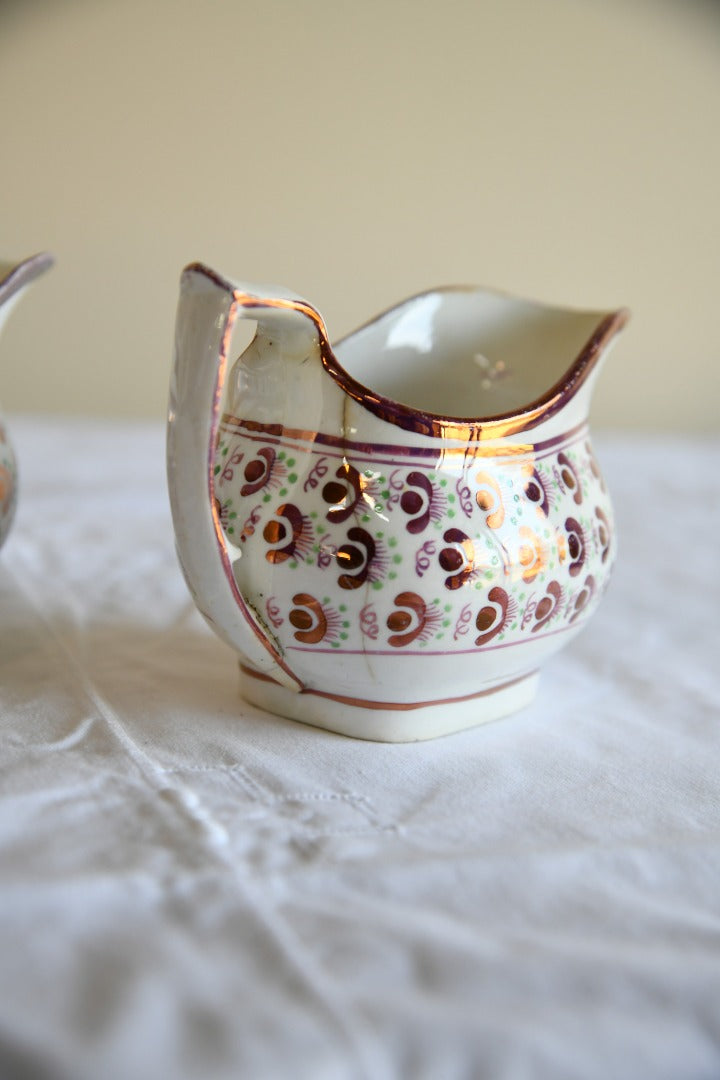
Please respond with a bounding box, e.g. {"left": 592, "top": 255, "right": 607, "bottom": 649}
{"left": 239, "top": 665, "right": 539, "bottom": 742}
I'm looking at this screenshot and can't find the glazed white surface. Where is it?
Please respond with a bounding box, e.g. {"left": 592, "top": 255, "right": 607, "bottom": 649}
{"left": 168, "top": 270, "right": 621, "bottom": 737}
{"left": 1, "top": 417, "right": 719, "bottom": 1080}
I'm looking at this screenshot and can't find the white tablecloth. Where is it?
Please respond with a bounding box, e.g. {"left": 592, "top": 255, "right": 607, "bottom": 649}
{"left": 1, "top": 417, "right": 718, "bottom": 1080}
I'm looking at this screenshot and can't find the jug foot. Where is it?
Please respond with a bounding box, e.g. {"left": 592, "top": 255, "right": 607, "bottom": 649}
{"left": 238, "top": 664, "right": 539, "bottom": 742}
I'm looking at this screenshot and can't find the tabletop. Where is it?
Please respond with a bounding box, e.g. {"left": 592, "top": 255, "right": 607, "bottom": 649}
{"left": 1, "top": 417, "right": 718, "bottom": 1080}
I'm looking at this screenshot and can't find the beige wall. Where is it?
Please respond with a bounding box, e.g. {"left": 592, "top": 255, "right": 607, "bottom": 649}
{"left": 1, "top": 0, "right": 718, "bottom": 431}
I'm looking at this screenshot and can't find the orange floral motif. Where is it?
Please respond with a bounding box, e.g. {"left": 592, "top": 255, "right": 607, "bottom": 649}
{"left": 475, "top": 471, "right": 505, "bottom": 528}
{"left": 569, "top": 575, "right": 596, "bottom": 623}
{"left": 517, "top": 526, "right": 546, "bottom": 583}
{"left": 322, "top": 462, "right": 364, "bottom": 524}
{"left": 556, "top": 530, "right": 568, "bottom": 564}
{"left": 522, "top": 463, "right": 551, "bottom": 517}
{"left": 531, "top": 581, "right": 564, "bottom": 632}
{"left": 263, "top": 503, "right": 313, "bottom": 563}
{"left": 475, "top": 587, "right": 515, "bottom": 646}
{"left": 336, "top": 527, "right": 386, "bottom": 590}
{"left": 288, "top": 593, "right": 341, "bottom": 644}
{"left": 557, "top": 452, "right": 582, "bottom": 506}
{"left": 595, "top": 507, "right": 612, "bottom": 563}
{"left": 387, "top": 592, "right": 441, "bottom": 648}
{"left": 241, "top": 447, "right": 285, "bottom": 496}
{"left": 564, "top": 517, "right": 586, "bottom": 577}
{"left": 439, "top": 528, "right": 477, "bottom": 590}
{"left": 400, "top": 472, "right": 445, "bottom": 534}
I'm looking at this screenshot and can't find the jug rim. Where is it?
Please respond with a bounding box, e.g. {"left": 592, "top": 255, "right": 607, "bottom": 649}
{"left": 0, "top": 253, "right": 54, "bottom": 308}
{"left": 324, "top": 285, "right": 629, "bottom": 440}
{"left": 184, "top": 264, "right": 628, "bottom": 442}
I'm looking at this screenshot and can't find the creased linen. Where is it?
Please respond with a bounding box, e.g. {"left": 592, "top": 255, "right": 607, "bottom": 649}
{"left": 0, "top": 418, "right": 718, "bottom": 1080}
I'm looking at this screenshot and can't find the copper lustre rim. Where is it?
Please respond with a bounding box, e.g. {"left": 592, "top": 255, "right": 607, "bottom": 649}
{"left": 325, "top": 286, "right": 630, "bottom": 441}
{"left": 183, "top": 264, "right": 629, "bottom": 442}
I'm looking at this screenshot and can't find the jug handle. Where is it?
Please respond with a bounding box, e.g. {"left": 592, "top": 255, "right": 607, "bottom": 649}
{"left": 168, "top": 263, "right": 329, "bottom": 693}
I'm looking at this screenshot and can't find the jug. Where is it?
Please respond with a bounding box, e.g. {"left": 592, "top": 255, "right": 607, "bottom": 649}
{"left": 0, "top": 253, "right": 54, "bottom": 550}
{"left": 167, "top": 263, "right": 628, "bottom": 741}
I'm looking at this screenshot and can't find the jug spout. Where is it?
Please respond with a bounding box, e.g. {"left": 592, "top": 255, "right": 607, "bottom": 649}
{"left": 167, "top": 263, "right": 330, "bottom": 691}
{"left": 536, "top": 305, "right": 630, "bottom": 432}
{"left": 327, "top": 290, "right": 630, "bottom": 440}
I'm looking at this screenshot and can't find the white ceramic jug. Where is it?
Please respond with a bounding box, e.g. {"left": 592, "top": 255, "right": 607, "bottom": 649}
{"left": 168, "top": 263, "right": 628, "bottom": 741}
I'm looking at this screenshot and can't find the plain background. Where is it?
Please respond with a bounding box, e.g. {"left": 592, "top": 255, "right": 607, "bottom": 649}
{"left": 1, "top": 0, "right": 719, "bottom": 432}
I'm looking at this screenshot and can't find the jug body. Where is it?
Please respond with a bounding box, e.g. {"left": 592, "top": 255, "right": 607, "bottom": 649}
{"left": 168, "top": 265, "right": 627, "bottom": 741}
{"left": 214, "top": 399, "right": 616, "bottom": 739}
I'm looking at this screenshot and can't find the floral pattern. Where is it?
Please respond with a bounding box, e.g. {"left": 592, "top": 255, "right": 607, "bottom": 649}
{"left": 214, "top": 417, "right": 615, "bottom": 653}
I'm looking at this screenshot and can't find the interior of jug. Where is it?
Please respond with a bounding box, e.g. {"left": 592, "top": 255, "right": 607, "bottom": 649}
{"left": 332, "top": 288, "right": 612, "bottom": 419}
